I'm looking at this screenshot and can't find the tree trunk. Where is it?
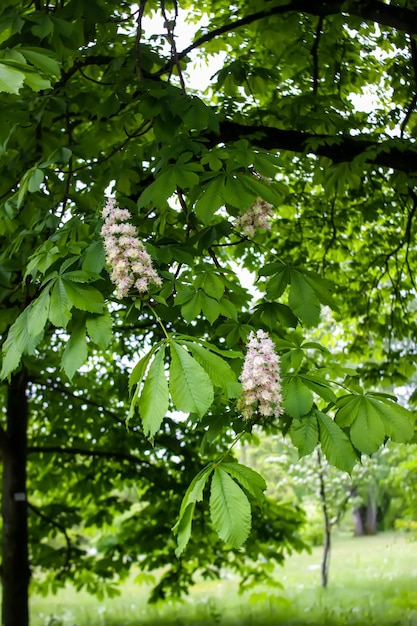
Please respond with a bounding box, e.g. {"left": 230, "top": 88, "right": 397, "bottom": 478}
{"left": 317, "top": 450, "right": 331, "bottom": 588}
{"left": 352, "top": 485, "right": 378, "bottom": 536}
{"left": 1, "top": 370, "right": 30, "bottom": 626}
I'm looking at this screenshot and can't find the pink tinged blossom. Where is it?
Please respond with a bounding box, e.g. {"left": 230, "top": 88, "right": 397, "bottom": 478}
{"left": 234, "top": 197, "right": 273, "bottom": 237}
{"left": 100, "top": 198, "right": 162, "bottom": 299}
{"left": 237, "top": 330, "right": 283, "bottom": 420}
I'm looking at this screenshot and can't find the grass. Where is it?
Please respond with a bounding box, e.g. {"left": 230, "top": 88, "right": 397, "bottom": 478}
{"left": 31, "top": 532, "right": 417, "bottom": 626}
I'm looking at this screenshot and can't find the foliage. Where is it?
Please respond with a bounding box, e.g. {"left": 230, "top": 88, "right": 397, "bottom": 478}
{"left": 0, "top": 0, "right": 417, "bottom": 612}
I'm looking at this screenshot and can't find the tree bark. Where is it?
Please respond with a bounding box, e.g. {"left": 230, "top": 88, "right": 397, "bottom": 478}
{"left": 2, "top": 370, "right": 30, "bottom": 626}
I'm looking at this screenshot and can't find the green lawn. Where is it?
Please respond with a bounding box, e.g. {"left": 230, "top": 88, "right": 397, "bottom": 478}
{"left": 31, "top": 532, "right": 417, "bottom": 626}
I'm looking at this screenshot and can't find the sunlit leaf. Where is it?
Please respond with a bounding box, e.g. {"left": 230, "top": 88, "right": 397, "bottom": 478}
{"left": 138, "top": 346, "right": 169, "bottom": 439}
{"left": 169, "top": 342, "right": 214, "bottom": 417}
{"left": 210, "top": 466, "right": 251, "bottom": 548}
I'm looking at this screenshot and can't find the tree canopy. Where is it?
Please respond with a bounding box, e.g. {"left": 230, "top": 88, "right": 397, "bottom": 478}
{"left": 1, "top": 0, "right": 417, "bottom": 624}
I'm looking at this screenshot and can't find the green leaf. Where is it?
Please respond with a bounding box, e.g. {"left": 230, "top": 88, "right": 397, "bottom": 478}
{"left": 288, "top": 270, "right": 321, "bottom": 327}
{"left": 0, "top": 63, "right": 24, "bottom": 94}
{"left": 195, "top": 273, "right": 225, "bottom": 300}
{"left": 138, "top": 347, "right": 169, "bottom": 439}
{"left": 173, "top": 464, "right": 214, "bottom": 557}
{"left": 169, "top": 342, "right": 214, "bottom": 417}
{"left": 63, "top": 280, "right": 104, "bottom": 314}
{"left": 49, "top": 279, "right": 72, "bottom": 328}
{"left": 316, "top": 411, "right": 356, "bottom": 473}
{"left": 219, "top": 298, "right": 238, "bottom": 320}
{"left": 0, "top": 308, "right": 43, "bottom": 379}
{"left": 176, "top": 464, "right": 215, "bottom": 521}
{"left": 173, "top": 503, "right": 196, "bottom": 559}
{"left": 300, "top": 375, "right": 337, "bottom": 404}
{"left": 179, "top": 341, "right": 238, "bottom": 396}
{"left": 283, "top": 375, "right": 314, "bottom": 418}
{"left": 335, "top": 393, "right": 410, "bottom": 453}
{"left": 265, "top": 263, "right": 290, "bottom": 299}
{"left": 22, "top": 71, "right": 51, "bottom": 92}
{"left": 210, "top": 466, "right": 251, "bottom": 548}
{"left": 137, "top": 170, "right": 177, "bottom": 208}
{"left": 349, "top": 398, "right": 387, "bottom": 455}
{"left": 365, "top": 395, "right": 414, "bottom": 443}
{"left": 129, "top": 344, "right": 162, "bottom": 390}
{"left": 27, "top": 288, "right": 50, "bottom": 338}
{"left": 61, "top": 321, "right": 88, "bottom": 380}
{"left": 195, "top": 176, "right": 225, "bottom": 223}
{"left": 334, "top": 394, "right": 363, "bottom": 427}
{"left": 181, "top": 291, "right": 203, "bottom": 322}
{"left": 290, "top": 414, "right": 319, "bottom": 457}
{"left": 201, "top": 293, "right": 221, "bottom": 324}
{"left": 20, "top": 47, "right": 61, "bottom": 76}
{"left": 28, "top": 168, "right": 44, "bottom": 193}
{"left": 82, "top": 241, "right": 105, "bottom": 273}
{"left": 303, "top": 272, "right": 339, "bottom": 313}
{"left": 239, "top": 174, "right": 279, "bottom": 206}
{"left": 86, "top": 311, "right": 112, "bottom": 348}
{"left": 220, "top": 462, "right": 266, "bottom": 507}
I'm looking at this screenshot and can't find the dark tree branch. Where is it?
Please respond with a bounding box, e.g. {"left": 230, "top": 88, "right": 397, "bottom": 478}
{"left": 160, "top": 0, "right": 187, "bottom": 93}
{"left": 30, "top": 379, "right": 126, "bottom": 426}
{"left": 53, "top": 55, "right": 115, "bottom": 91}
{"left": 400, "top": 37, "right": 417, "bottom": 138}
{"left": 160, "top": 0, "right": 417, "bottom": 75}
{"left": 205, "top": 121, "right": 417, "bottom": 173}
{"left": 0, "top": 423, "right": 9, "bottom": 456}
{"left": 311, "top": 16, "right": 324, "bottom": 96}
{"left": 135, "top": 0, "right": 148, "bottom": 79}
{"left": 27, "top": 445, "right": 152, "bottom": 466}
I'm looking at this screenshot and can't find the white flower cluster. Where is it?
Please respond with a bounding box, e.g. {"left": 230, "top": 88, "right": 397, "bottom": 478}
{"left": 237, "top": 330, "right": 283, "bottom": 420}
{"left": 234, "top": 198, "right": 273, "bottom": 237}
{"left": 100, "top": 198, "right": 162, "bottom": 299}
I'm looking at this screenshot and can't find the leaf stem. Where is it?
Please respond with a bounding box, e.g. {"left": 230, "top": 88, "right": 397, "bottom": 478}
{"left": 214, "top": 429, "right": 247, "bottom": 466}
{"left": 148, "top": 303, "right": 170, "bottom": 340}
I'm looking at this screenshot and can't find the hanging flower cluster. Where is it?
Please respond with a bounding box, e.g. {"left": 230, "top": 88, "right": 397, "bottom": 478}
{"left": 234, "top": 198, "right": 273, "bottom": 237}
{"left": 100, "top": 198, "right": 162, "bottom": 299}
{"left": 237, "top": 330, "right": 284, "bottom": 420}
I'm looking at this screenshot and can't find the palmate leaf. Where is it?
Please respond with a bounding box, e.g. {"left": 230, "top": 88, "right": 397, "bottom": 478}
{"left": 365, "top": 394, "right": 414, "bottom": 443}
{"left": 209, "top": 466, "right": 251, "bottom": 549}
{"left": 138, "top": 346, "right": 169, "bottom": 439}
{"left": 317, "top": 410, "right": 356, "bottom": 473}
{"left": 169, "top": 341, "right": 214, "bottom": 417}
{"left": 290, "top": 414, "right": 319, "bottom": 457}
{"left": 335, "top": 393, "right": 413, "bottom": 454}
